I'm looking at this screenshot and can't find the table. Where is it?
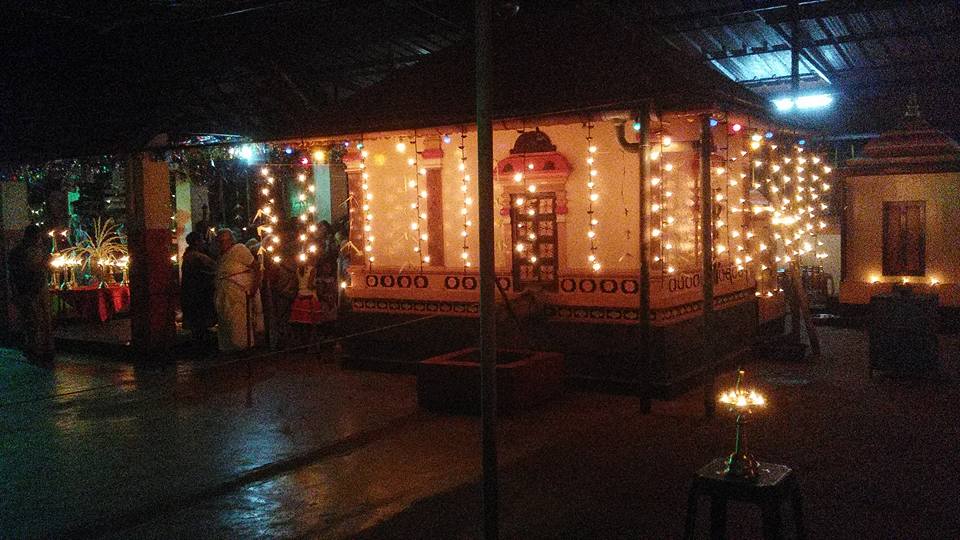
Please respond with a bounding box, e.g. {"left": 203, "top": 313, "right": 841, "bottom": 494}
{"left": 684, "top": 457, "right": 805, "bottom": 540}
{"left": 54, "top": 285, "right": 131, "bottom": 323}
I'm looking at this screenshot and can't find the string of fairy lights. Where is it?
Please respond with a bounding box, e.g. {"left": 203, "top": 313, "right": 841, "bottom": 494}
{"left": 512, "top": 134, "right": 540, "bottom": 265}
{"left": 257, "top": 167, "right": 281, "bottom": 263}
{"left": 256, "top": 161, "right": 320, "bottom": 266}
{"left": 359, "top": 140, "right": 375, "bottom": 266}
{"left": 458, "top": 131, "right": 473, "bottom": 268}
{"left": 294, "top": 165, "right": 319, "bottom": 263}
{"left": 585, "top": 124, "right": 601, "bottom": 272}
{"left": 650, "top": 128, "right": 677, "bottom": 274}
{"left": 399, "top": 135, "right": 430, "bottom": 267}
{"left": 733, "top": 127, "right": 833, "bottom": 296}
{"left": 241, "top": 122, "right": 837, "bottom": 309}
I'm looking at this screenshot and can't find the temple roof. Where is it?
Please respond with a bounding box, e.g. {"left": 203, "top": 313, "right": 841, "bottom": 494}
{"left": 843, "top": 99, "right": 960, "bottom": 176}
{"left": 2, "top": 1, "right": 766, "bottom": 164}
{"left": 282, "top": 3, "right": 768, "bottom": 140}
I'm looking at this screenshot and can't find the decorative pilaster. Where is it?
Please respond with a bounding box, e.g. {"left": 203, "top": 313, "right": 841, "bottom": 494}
{"left": 126, "top": 152, "right": 176, "bottom": 354}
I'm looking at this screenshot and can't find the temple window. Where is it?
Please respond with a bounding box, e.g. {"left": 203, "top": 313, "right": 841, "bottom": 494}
{"left": 882, "top": 201, "right": 925, "bottom": 276}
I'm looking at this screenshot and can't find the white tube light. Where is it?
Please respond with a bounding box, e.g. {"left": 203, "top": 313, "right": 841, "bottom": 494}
{"left": 773, "top": 93, "right": 834, "bottom": 112}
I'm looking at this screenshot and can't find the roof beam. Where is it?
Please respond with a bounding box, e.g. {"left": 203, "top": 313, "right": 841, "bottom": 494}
{"left": 762, "top": 11, "right": 832, "bottom": 84}
{"left": 654, "top": 0, "right": 929, "bottom": 33}
{"left": 742, "top": 56, "right": 960, "bottom": 87}
{"left": 702, "top": 17, "right": 960, "bottom": 61}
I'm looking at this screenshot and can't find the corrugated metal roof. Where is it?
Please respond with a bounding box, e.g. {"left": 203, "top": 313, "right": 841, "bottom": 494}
{"left": 5, "top": 0, "right": 960, "bottom": 162}
{"left": 639, "top": 0, "right": 960, "bottom": 134}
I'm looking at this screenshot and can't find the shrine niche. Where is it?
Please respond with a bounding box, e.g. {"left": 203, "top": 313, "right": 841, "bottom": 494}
{"left": 496, "top": 129, "right": 572, "bottom": 286}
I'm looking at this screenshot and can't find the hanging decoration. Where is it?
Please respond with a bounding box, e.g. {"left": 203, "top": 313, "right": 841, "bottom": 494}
{"left": 402, "top": 135, "right": 429, "bottom": 268}
{"left": 294, "top": 162, "right": 319, "bottom": 265}
{"left": 458, "top": 131, "right": 472, "bottom": 268}
{"left": 653, "top": 129, "right": 677, "bottom": 274}
{"left": 511, "top": 129, "right": 542, "bottom": 266}
{"left": 257, "top": 166, "right": 282, "bottom": 263}
{"left": 359, "top": 141, "right": 375, "bottom": 266}
{"left": 585, "top": 123, "right": 601, "bottom": 272}
{"left": 729, "top": 128, "right": 833, "bottom": 297}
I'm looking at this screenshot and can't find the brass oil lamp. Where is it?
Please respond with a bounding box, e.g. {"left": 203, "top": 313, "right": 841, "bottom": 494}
{"left": 717, "top": 369, "right": 767, "bottom": 480}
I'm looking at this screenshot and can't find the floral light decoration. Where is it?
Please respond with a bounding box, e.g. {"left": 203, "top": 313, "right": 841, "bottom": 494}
{"left": 585, "top": 123, "right": 601, "bottom": 272}
{"left": 717, "top": 368, "right": 768, "bottom": 480}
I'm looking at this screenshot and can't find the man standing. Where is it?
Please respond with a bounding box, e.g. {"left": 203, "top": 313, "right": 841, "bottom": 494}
{"left": 214, "top": 228, "right": 260, "bottom": 352}
{"left": 180, "top": 231, "right": 216, "bottom": 349}
{"left": 8, "top": 225, "right": 53, "bottom": 362}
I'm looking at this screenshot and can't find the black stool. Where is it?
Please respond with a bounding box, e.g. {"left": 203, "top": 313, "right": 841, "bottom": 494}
{"left": 684, "top": 458, "right": 805, "bottom": 540}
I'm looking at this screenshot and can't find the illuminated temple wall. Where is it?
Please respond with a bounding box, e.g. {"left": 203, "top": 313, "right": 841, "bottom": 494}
{"left": 344, "top": 113, "right": 785, "bottom": 327}
{"left": 841, "top": 172, "right": 960, "bottom": 306}
{"left": 838, "top": 112, "right": 960, "bottom": 307}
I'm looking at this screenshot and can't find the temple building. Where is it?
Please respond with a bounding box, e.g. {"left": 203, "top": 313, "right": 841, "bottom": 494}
{"left": 839, "top": 101, "right": 960, "bottom": 308}
{"left": 272, "top": 7, "right": 834, "bottom": 394}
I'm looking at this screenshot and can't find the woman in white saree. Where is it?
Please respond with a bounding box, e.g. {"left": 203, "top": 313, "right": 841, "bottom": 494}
{"left": 215, "top": 229, "right": 262, "bottom": 352}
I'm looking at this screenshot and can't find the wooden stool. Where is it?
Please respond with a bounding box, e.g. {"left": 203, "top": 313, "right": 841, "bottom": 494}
{"left": 684, "top": 458, "right": 805, "bottom": 540}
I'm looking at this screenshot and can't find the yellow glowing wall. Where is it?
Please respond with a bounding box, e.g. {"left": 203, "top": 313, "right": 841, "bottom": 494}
{"left": 357, "top": 120, "right": 645, "bottom": 273}
{"left": 845, "top": 173, "right": 960, "bottom": 284}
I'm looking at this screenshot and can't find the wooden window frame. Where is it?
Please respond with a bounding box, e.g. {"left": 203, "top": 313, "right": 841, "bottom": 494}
{"left": 882, "top": 200, "right": 925, "bottom": 276}
{"left": 510, "top": 192, "right": 559, "bottom": 292}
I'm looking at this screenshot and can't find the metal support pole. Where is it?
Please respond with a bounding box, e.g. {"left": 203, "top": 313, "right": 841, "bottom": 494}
{"left": 790, "top": 0, "right": 800, "bottom": 100}
{"left": 475, "top": 0, "right": 499, "bottom": 537}
{"left": 637, "top": 104, "right": 652, "bottom": 414}
{"left": 699, "top": 115, "right": 716, "bottom": 418}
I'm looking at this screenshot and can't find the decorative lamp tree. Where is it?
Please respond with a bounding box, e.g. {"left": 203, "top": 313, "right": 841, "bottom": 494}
{"left": 64, "top": 218, "right": 128, "bottom": 286}
{"left": 717, "top": 369, "right": 767, "bottom": 480}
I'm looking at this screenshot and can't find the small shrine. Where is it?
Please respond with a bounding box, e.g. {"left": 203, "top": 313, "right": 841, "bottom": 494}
{"left": 839, "top": 98, "right": 960, "bottom": 307}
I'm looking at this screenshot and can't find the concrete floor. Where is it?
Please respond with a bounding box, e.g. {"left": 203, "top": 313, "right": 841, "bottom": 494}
{"left": 1, "top": 327, "right": 958, "bottom": 538}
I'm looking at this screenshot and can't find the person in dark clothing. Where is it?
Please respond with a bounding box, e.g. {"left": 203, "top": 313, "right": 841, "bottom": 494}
{"left": 180, "top": 231, "right": 216, "bottom": 347}
{"left": 265, "top": 241, "right": 299, "bottom": 350}
{"left": 8, "top": 225, "right": 53, "bottom": 362}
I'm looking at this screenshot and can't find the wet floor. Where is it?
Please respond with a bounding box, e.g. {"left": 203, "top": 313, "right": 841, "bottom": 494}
{"left": 2, "top": 328, "right": 959, "bottom": 538}
{"left": 0, "top": 347, "right": 417, "bottom": 538}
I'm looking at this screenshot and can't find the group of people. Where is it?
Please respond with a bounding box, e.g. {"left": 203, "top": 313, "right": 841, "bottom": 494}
{"left": 180, "top": 219, "right": 347, "bottom": 354}
{"left": 4, "top": 217, "right": 347, "bottom": 362}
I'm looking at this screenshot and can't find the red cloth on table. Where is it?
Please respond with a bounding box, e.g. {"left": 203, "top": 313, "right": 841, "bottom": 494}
{"left": 56, "top": 285, "right": 130, "bottom": 322}
{"left": 289, "top": 293, "right": 326, "bottom": 324}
